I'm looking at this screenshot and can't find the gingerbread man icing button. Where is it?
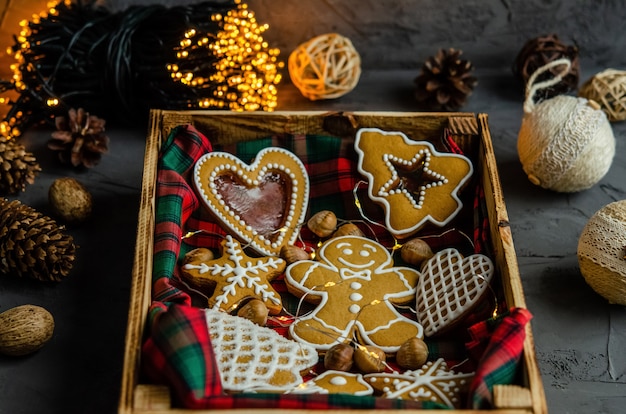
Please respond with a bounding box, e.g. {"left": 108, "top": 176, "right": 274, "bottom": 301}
{"left": 285, "top": 235, "right": 423, "bottom": 354}
{"left": 354, "top": 128, "right": 473, "bottom": 239}
{"left": 181, "top": 235, "right": 285, "bottom": 314}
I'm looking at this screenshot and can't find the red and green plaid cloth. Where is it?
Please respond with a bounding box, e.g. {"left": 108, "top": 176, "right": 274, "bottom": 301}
{"left": 141, "top": 124, "right": 532, "bottom": 410}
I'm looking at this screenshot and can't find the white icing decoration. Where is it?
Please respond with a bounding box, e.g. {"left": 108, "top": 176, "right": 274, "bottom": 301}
{"left": 349, "top": 304, "right": 361, "bottom": 313}
{"left": 350, "top": 292, "right": 363, "bottom": 301}
{"left": 330, "top": 376, "right": 348, "bottom": 386}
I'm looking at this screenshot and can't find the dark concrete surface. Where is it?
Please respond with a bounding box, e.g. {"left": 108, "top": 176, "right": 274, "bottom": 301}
{"left": 1, "top": 1, "right": 626, "bottom": 413}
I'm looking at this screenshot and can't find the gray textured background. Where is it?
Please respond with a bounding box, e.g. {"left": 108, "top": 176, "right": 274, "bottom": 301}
{"left": 1, "top": 1, "right": 625, "bottom": 413}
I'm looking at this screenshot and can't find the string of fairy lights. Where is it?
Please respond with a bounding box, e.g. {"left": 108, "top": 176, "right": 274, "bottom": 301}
{"left": 0, "top": 0, "right": 283, "bottom": 141}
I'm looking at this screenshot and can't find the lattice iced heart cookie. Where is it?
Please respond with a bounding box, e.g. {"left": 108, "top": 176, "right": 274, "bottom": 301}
{"left": 205, "top": 307, "right": 318, "bottom": 392}
{"left": 416, "top": 248, "right": 494, "bottom": 337}
{"left": 181, "top": 235, "right": 285, "bottom": 314}
{"left": 355, "top": 128, "right": 473, "bottom": 239}
{"left": 193, "top": 147, "right": 309, "bottom": 256}
{"left": 364, "top": 358, "right": 474, "bottom": 408}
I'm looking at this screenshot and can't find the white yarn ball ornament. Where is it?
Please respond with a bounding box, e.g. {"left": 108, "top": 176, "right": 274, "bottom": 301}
{"left": 288, "top": 33, "right": 361, "bottom": 101}
{"left": 517, "top": 59, "right": 616, "bottom": 192}
{"left": 577, "top": 200, "right": 626, "bottom": 305}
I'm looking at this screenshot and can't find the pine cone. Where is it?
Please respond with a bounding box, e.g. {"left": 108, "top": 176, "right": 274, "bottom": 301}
{"left": 0, "top": 198, "right": 77, "bottom": 282}
{"left": 513, "top": 34, "right": 579, "bottom": 101}
{"left": 414, "top": 48, "right": 477, "bottom": 111}
{"left": 0, "top": 137, "right": 41, "bottom": 195}
{"left": 48, "top": 108, "right": 109, "bottom": 168}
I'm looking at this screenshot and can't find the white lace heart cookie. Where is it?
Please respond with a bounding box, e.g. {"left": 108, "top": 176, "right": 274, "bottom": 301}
{"left": 204, "top": 307, "right": 318, "bottom": 392}
{"left": 416, "top": 248, "right": 494, "bottom": 337}
{"left": 354, "top": 128, "right": 473, "bottom": 239}
{"left": 193, "top": 147, "right": 309, "bottom": 257}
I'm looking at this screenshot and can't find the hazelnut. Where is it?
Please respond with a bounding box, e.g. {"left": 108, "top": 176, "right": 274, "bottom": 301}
{"left": 324, "top": 343, "right": 354, "bottom": 371}
{"left": 236, "top": 299, "right": 269, "bottom": 326}
{"left": 396, "top": 337, "right": 429, "bottom": 369}
{"left": 280, "top": 244, "right": 310, "bottom": 265}
{"left": 353, "top": 345, "right": 386, "bottom": 373}
{"left": 331, "top": 222, "right": 365, "bottom": 238}
{"left": 400, "top": 238, "right": 434, "bottom": 267}
{"left": 307, "top": 210, "right": 337, "bottom": 238}
{"left": 183, "top": 248, "right": 214, "bottom": 265}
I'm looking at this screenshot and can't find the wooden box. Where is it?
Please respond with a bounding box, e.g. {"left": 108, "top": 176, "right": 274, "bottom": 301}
{"left": 119, "top": 109, "right": 547, "bottom": 414}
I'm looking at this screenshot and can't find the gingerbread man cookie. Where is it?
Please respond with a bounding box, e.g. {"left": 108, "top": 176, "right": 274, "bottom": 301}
{"left": 285, "top": 235, "right": 423, "bottom": 354}
{"left": 193, "top": 147, "right": 310, "bottom": 256}
{"left": 364, "top": 358, "right": 474, "bottom": 408}
{"left": 354, "top": 128, "right": 473, "bottom": 239}
{"left": 181, "top": 235, "right": 285, "bottom": 314}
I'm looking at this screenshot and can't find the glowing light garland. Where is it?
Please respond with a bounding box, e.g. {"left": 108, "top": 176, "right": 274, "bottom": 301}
{"left": 0, "top": 0, "right": 283, "bottom": 140}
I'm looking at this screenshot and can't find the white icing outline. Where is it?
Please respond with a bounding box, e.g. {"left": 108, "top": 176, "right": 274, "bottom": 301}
{"left": 285, "top": 235, "right": 424, "bottom": 353}
{"left": 193, "top": 147, "right": 310, "bottom": 256}
{"left": 354, "top": 128, "right": 473, "bottom": 238}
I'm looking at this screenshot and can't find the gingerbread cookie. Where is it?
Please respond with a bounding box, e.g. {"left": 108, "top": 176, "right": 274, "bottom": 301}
{"left": 364, "top": 358, "right": 474, "bottom": 408}
{"left": 287, "top": 370, "right": 373, "bottom": 396}
{"left": 354, "top": 128, "right": 473, "bottom": 239}
{"left": 181, "top": 235, "right": 285, "bottom": 314}
{"left": 285, "top": 235, "right": 423, "bottom": 354}
{"left": 193, "top": 147, "right": 310, "bottom": 256}
{"left": 416, "top": 248, "right": 495, "bottom": 336}
{"left": 204, "top": 307, "right": 318, "bottom": 392}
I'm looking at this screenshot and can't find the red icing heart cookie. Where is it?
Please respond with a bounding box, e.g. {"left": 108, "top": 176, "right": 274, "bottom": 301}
{"left": 355, "top": 128, "right": 473, "bottom": 239}
{"left": 193, "top": 147, "right": 310, "bottom": 256}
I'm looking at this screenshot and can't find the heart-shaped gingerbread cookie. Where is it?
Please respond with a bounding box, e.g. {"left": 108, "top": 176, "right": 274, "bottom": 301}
{"left": 355, "top": 128, "right": 473, "bottom": 239}
{"left": 416, "top": 248, "right": 494, "bottom": 336}
{"left": 193, "top": 147, "right": 309, "bottom": 256}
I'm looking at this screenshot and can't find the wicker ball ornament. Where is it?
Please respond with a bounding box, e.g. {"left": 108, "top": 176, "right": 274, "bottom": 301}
{"left": 578, "top": 200, "right": 626, "bottom": 305}
{"left": 517, "top": 59, "right": 616, "bottom": 193}
{"left": 579, "top": 69, "right": 626, "bottom": 122}
{"left": 288, "top": 33, "right": 361, "bottom": 101}
{"left": 513, "top": 33, "right": 580, "bottom": 102}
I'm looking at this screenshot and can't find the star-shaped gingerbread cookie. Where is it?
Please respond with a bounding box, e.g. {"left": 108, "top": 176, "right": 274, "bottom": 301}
{"left": 355, "top": 128, "right": 473, "bottom": 239}
{"left": 364, "top": 358, "right": 474, "bottom": 408}
{"left": 181, "top": 235, "right": 285, "bottom": 314}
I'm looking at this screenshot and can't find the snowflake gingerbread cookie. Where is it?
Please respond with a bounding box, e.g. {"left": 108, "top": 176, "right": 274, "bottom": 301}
{"left": 364, "top": 358, "right": 474, "bottom": 408}
{"left": 354, "top": 128, "right": 473, "bottom": 239}
{"left": 181, "top": 235, "right": 285, "bottom": 314}
{"left": 285, "top": 235, "right": 423, "bottom": 354}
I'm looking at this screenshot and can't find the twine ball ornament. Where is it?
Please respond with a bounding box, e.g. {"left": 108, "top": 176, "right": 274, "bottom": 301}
{"left": 517, "top": 59, "right": 616, "bottom": 193}
{"left": 288, "top": 33, "right": 361, "bottom": 101}
{"left": 577, "top": 200, "right": 626, "bottom": 305}
{"left": 579, "top": 69, "right": 626, "bottom": 122}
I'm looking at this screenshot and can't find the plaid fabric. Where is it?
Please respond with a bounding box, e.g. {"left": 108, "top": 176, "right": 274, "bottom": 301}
{"left": 466, "top": 307, "right": 533, "bottom": 409}
{"left": 141, "top": 123, "right": 531, "bottom": 410}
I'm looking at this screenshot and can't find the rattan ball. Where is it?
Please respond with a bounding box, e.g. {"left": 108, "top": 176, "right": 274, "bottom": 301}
{"left": 288, "top": 33, "right": 361, "bottom": 101}
{"left": 579, "top": 69, "right": 626, "bottom": 122}
{"left": 577, "top": 200, "right": 626, "bottom": 305}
